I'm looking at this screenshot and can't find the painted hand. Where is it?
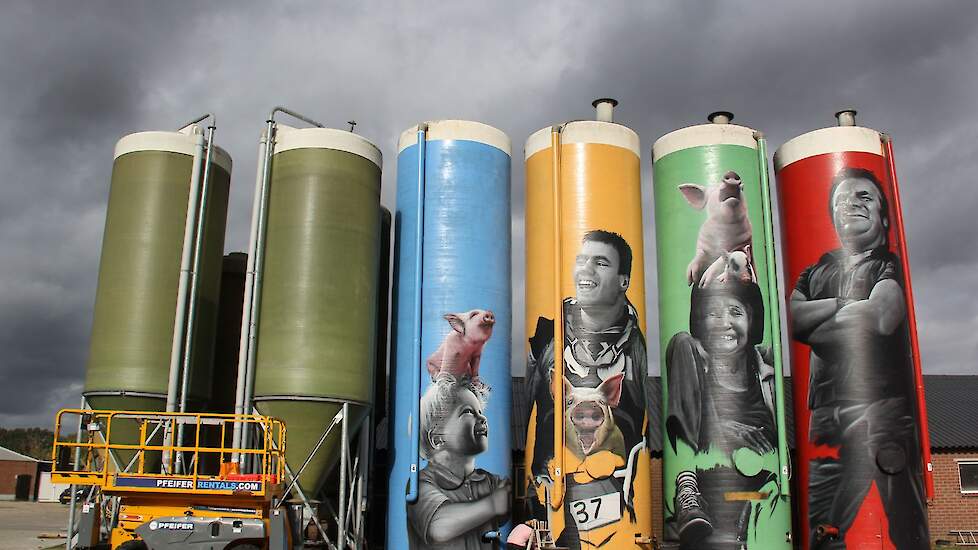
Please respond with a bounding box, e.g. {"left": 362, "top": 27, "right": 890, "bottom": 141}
{"left": 723, "top": 420, "right": 774, "bottom": 454}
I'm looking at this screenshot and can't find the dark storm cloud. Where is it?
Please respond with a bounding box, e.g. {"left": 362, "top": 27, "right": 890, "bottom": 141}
{"left": 0, "top": 1, "right": 212, "bottom": 427}
{"left": 1, "top": 1, "right": 975, "bottom": 427}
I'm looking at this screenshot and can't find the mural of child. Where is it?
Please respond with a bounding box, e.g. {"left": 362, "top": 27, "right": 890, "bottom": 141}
{"left": 407, "top": 374, "right": 511, "bottom": 549}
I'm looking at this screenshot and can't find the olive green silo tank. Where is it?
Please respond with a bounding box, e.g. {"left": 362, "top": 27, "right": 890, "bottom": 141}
{"left": 84, "top": 128, "right": 231, "bottom": 415}
{"left": 252, "top": 126, "right": 382, "bottom": 494}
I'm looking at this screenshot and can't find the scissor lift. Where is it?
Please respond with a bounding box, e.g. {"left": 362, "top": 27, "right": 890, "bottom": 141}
{"left": 52, "top": 409, "right": 295, "bottom": 550}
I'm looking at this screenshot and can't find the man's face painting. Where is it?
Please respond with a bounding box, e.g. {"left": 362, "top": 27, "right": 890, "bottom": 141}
{"left": 440, "top": 389, "right": 489, "bottom": 457}
{"left": 831, "top": 177, "right": 887, "bottom": 251}
{"left": 701, "top": 294, "right": 750, "bottom": 357}
{"left": 574, "top": 240, "right": 626, "bottom": 306}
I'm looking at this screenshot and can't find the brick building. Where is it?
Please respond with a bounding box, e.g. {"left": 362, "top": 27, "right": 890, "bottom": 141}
{"left": 0, "top": 445, "right": 40, "bottom": 500}
{"left": 511, "top": 374, "right": 978, "bottom": 546}
{"left": 922, "top": 375, "right": 978, "bottom": 545}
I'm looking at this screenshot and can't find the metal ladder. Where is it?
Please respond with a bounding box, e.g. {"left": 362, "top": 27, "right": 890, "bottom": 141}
{"left": 531, "top": 520, "right": 567, "bottom": 550}
{"left": 952, "top": 530, "right": 978, "bottom": 546}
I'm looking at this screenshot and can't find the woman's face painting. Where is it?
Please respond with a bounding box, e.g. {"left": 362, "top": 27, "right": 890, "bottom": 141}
{"left": 701, "top": 294, "right": 750, "bottom": 357}
{"left": 441, "top": 388, "right": 489, "bottom": 456}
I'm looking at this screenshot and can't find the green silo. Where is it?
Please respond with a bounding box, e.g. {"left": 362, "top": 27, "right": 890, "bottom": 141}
{"left": 84, "top": 129, "right": 231, "bottom": 458}
{"left": 252, "top": 126, "right": 382, "bottom": 495}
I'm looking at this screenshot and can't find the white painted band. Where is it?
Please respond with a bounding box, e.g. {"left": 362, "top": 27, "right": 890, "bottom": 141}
{"left": 774, "top": 126, "right": 882, "bottom": 171}
{"left": 524, "top": 120, "right": 640, "bottom": 160}
{"left": 652, "top": 123, "right": 757, "bottom": 161}
{"left": 273, "top": 126, "right": 383, "bottom": 168}
{"left": 115, "top": 130, "right": 233, "bottom": 173}
{"left": 397, "top": 120, "right": 511, "bottom": 156}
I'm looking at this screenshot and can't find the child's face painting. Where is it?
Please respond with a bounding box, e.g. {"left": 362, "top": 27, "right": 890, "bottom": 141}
{"left": 441, "top": 388, "right": 489, "bottom": 456}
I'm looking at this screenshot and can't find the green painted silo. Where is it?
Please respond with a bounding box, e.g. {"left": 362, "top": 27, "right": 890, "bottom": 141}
{"left": 84, "top": 128, "right": 231, "bottom": 430}
{"left": 253, "top": 126, "right": 382, "bottom": 494}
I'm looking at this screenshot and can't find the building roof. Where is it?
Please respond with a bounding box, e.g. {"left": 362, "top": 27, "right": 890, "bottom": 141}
{"left": 0, "top": 445, "right": 40, "bottom": 462}
{"left": 923, "top": 375, "right": 978, "bottom": 450}
{"left": 511, "top": 374, "right": 977, "bottom": 453}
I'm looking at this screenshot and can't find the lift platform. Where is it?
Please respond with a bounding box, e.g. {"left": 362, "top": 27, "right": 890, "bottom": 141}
{"left": 52, "top": 409, "right": 294, "bottom": 550}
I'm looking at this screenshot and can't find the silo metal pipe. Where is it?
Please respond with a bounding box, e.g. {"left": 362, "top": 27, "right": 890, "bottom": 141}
{"left": 163, "top": 116, "right": 209, "bottom": 472}
{"left": 165, "top": 122, "right": 207, "bottom": 414}
{"left": 548, "top": 125, "right": 564, "bottom": 501}
{"left": 175, "top": 122, "right": 217, "bottom": 473}
{"left": 232, "top": 130, "right": 269, "bottom": 461}
{"left": 178, "top": 121, "right": 218, "bottom": 414}
{"left": 882, "top": 135, "right": 934, "bottom": 501}
{"left": 405, "top": 125, "right": 426, "bottom": 504}
{"left": 235, "top": 107, "right": 331, "bottom": 469}
{"left": 754, "top": 131, "right": 791, "bottom": 494}
{"left": 238, "top": 116, "right": 276, "bottom": 467}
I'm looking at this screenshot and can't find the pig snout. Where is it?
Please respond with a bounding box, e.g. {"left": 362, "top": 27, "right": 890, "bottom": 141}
{"left": 482, "top": 311, "right": 495, "bottom": 326}
{"left": 718, "top": 171, "right": 744, "bottom": 204}
{"left": 571, "top": 402, "right": 606, "bottom": 431}
{"left": 723, "top": 170, "right": 741, "bottom": 185}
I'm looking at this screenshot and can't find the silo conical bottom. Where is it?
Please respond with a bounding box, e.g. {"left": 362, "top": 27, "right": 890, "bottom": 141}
{"left": 83, "top": 394, "right": 164, "bottom": 474}
{"left": 255, "top": 400, "right": 368, "bottom": 496}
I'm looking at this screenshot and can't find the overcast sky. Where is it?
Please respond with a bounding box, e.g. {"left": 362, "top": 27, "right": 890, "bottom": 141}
{"left": 1, "top": 1, "right": 976, "bottom": 428}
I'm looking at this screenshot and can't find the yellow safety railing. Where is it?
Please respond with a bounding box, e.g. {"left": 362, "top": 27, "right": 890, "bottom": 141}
{"left": 51, "top": 409, "right": 286, "bottom": 495}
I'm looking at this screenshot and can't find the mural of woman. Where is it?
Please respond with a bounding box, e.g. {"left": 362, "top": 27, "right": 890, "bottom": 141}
{"left": 653, "top": 117, "right": 791, "bottom": 550}
{"left": 665, "top": 279, "right": 778, "bottom": 548}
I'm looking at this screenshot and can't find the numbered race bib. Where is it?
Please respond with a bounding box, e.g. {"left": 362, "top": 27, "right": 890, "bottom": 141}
{"left": 569, "top": 491, "right": 621, "bottom": 531}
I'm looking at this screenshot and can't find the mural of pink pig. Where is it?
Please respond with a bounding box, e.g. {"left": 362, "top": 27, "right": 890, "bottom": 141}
{"left": 426, "top": 309, "right": 496, "bottom": 382}
{"left": 698, "top": 246, "right": 756, "bottom": 288}
{"left": 679, "top": 170, "right": 753, "bottom": 286}
{"left": 563, "top": 373, "right": 626, "bottom": 460}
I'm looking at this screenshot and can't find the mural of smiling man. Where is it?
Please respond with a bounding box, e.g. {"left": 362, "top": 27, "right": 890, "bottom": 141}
{"left": 774, "top": 115, "right": 932, "bottom": 549}
{"left": 789, "top": 168, "right": 927, "bottom": 549}
{"left": 525, "top": 229, "right": 648, "bottom": 549}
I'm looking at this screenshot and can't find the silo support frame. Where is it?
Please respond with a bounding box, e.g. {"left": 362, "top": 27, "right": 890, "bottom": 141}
{"left": 64, "top": 395, "right": 126, "bottom": 550}
{"left": 65, "top": 396, "right": 85, "bottom": 550}
{"left": 263, "top": 402, "right": 371, "bottom": 550}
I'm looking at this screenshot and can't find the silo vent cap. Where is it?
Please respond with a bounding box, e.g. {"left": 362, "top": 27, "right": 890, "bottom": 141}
{"left": 708, "top": 111, "right": 734, "bottom": 124}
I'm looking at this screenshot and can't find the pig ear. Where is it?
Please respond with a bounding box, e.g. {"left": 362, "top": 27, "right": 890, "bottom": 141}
{"left": 562, "top": 376, "right": 573, "bottom": 396}
{"left": 562, "top": 376, "right": 575, "bottom": 405}
{"left": 678, "top": 184, "right": 706, "bottom": 209}
{"left": 445, "top": 314, "right": 465, "bottom": 334}
{"left": 597, "top": 373, "right": 624, "bottom": 408}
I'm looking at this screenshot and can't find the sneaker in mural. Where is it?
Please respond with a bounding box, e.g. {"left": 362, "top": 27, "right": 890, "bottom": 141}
{"left": 674, "top": 470, "right": 713, "bottom": 547}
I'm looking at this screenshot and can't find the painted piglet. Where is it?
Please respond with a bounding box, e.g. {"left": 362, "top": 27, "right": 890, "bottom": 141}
{"left": 563, "top": 374, "right": 626, "bottom": 460}
{"left": 425, "top": 309, "right": 495, "bottom": 382}
{"left": 698, "top": 246, "right": 756, "bottom": 288}
{"left": 679, "top": 170, "right": 753, "bottom": 286}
